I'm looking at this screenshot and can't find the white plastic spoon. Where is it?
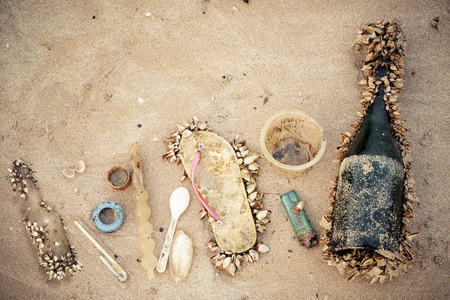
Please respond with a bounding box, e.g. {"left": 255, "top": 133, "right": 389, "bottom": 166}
{"left": 157, "top": 187, "right": 190, "bottom": 273}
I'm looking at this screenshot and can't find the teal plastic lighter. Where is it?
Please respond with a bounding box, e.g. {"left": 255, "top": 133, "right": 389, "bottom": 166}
{"left": 280, "top": 190, "right": 318, "bottom": 248}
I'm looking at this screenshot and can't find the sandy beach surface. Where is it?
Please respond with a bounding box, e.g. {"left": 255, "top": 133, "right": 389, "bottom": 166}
{"left": 1, "top": 1, "right": 449, "bottom": 299}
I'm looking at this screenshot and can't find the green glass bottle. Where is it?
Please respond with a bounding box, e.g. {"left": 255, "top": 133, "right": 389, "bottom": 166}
{"left": 331, "top": 65, "right": 405, "bottom": 255}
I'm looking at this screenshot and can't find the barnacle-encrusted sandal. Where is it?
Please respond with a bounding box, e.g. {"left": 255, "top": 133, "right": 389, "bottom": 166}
{"left": 163, "top": 117, "right": 270, "bottom": 275}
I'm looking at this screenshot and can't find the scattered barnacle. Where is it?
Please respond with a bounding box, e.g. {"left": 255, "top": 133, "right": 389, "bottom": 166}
{"left": 7, "top": 160, "right": 81, "bottom": 280}
{"left": 321, "top": 20, "right": 419, "bottom": 284}
{"left": 163, "top": 117, "right": 270, "bottom": 276}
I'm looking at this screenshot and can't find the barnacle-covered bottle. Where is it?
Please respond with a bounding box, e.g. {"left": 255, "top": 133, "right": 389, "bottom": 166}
{"left": 8, "top": 160, "right": 82, "bottom": 280}
{"left": 331, "top": 65, "right": 405, "bottom": 256}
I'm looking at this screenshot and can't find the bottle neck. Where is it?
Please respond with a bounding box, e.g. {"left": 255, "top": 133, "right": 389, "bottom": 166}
{"left": 345, "top": 66, "right": 402, "bottom": 161}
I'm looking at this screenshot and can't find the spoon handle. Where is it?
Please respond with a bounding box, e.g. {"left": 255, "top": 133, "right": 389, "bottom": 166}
{"left": 157, "top": 217, "right": 177, "bottom": 273}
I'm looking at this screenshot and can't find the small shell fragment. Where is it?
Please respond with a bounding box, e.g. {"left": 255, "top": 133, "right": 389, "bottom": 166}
{"left": 75, "top": 161, "right": 86, "bottom": 173}
{"left": 63, "top": 168, "right": 76, "bottom": 179}
{"left": 169, "top": 231, "right": 193, "bottom": 284}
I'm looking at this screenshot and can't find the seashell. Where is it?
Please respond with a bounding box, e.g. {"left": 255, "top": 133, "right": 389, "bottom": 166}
{"left": 248, "top": 191, "right": 257, "bottom": 201}
{"left": 295, "top": 200, "right": 304, "bottom": 212}
{"left": 243, "top": 154, "right": 259, "bottom": 165}
{"left": 240, "top": 169, "right": 252, "bottom": 181}
{"left": 361, "top": 258, "right": 374, "bottom": 266}
{"left": 256, "top": 210, "right": 269, "bottom": 221}
{"left": 248, "top": 249, "right": 259, "bottom": 262}
{"left": 235, "top": 257, "right": 241, "bottom": 269}
{"left": 63, "top": 168, "right": 76, "bottom": 179}
{"left": 198, "top": 123, "right": 208, "bottom": 130}
{"left": 258, "top": 218, "right": 270, "bottom": 225}
{"left": 250, "top": 201, "right": 262, "bottom": 209}
{"left": 226, "top": 262, "right": 237, "bottom": 276}
{"left": 169, "top": 231, "right": 193, "bottom": 284}
{"left": 406, "top": 232, "right": 420, "bottom": 241}
{"left": 255, "top": 223, "right": 266, "bottom": 233}
{"left": 248, "top": 163, "right": 259, "bottom": 171}
{"left": 256, "top": 243, "right": 270, "bottom": 253}
{"left": 222, "top": 256, "right": 232, "bottom": 269}
{"left": 239, "top": 146, "right": 250, "bottom": 157}
{"left": 75, "top": 161, "right": 86, "bottom": 173}
{"left": 215, "top": 258, "right": 224, "bottom": 267}
{"left": 368, "top": 266, "right": 383, "bottom": 277}
{"left": 182, "top": 130, "right": 192, "bottom": 138}
{"left": 180, "top": 174, "right": 187, "bottom": 182}
{"left": 246, "top": 182, "right": 257, "bottom": 194}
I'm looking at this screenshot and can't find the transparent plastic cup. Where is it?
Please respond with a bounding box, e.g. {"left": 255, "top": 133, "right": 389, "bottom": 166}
{"left": 259, "top": 110, "right": 326, "bottom": 177}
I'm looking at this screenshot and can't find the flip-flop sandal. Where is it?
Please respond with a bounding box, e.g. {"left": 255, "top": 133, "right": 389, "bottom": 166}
{"left": 163, "top": 117, "right": 270, "bottom": 276}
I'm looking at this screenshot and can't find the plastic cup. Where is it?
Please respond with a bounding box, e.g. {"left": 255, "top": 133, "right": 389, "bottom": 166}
{"left": 259, "top": 110, "right": 326, "bottom": 177}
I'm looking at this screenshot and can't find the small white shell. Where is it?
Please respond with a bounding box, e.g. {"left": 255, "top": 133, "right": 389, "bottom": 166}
{"left": 222, "top": 256, "right": 232, "bottom": 269}
{"left": 182, "top": 130, "right": 192, "bottom": 138}
{"left": 256, "top": 243, "right": 270, "bottom": 254}
{"left": 256, "top": 210, "right": 269, "bottom": 221}
{"left": 169, "top": 231, "right": 193, "bottom": 284}
{"left": 248, "top": 163, "right": 259, "bottom": 171}
{"left": 243, "top": 154, "right": 259, "bottom": 165}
